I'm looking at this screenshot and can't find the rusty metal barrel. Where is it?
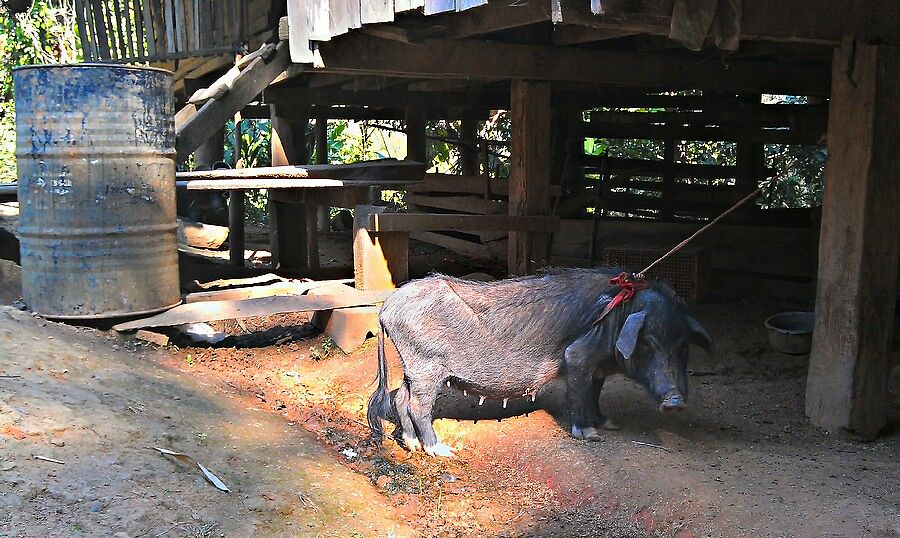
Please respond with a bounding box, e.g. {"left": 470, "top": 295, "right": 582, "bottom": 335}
{"left": 14, "top": 64, "right": 180, "bottom": 319}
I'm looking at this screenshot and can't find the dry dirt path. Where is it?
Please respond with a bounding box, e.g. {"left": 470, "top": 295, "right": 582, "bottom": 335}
{"left": 0, "top": 306, "right": 412, "bottom": 537}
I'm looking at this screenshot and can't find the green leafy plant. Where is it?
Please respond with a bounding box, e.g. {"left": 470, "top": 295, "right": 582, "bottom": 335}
{"left": 0, "top": 0, "right": 80, "bottom": 183}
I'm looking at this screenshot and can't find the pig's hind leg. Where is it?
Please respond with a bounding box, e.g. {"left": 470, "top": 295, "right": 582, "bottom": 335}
{"left": 406, "top": 376, "right": 454, "bottom": 457}
{"left": 394, "top": 380, "right": 421, "bottom": 451}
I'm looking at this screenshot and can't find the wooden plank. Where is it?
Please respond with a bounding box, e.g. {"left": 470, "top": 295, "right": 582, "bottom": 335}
{"left": 314, "top": 34, "right": 830, "bottom": 95}
{"left": 368, "top": 213, "right": 560, "bottom": 233}
{"left": 121, "top": 0, "right": 135, "bottom": 58}
{"left": 173, "top": 0, "right": 186, "bottom": 51}
{"left": 806, "top": 38, "right": 900, "bottom": 440}
{"left": 142, "top": 0, "right": 159, "bottom": 56}
{"left": 177, "top": 177, "right": 416, "bottom": 190}
{"left": 285, "top": 0, "right": 314, "bottom": 63}
{"left": 89, "top": 0, "right": 111, "bottom": 59}
{"left": 82, "top": 0, "right": 99, "bottom": 60}
{"left": 456, "top": 0, "right": 487, "bottom": 11}
{"left": 410, "top": 231, "right": 493, "bottom": 260}
{"left": 583, "top": 156, "right": 773, "bottom": 180}
{"left": 308, "top": 0, "right": 332, "bottom": 40}
{"left": 192, "top": 0, "right": 200, "bottom": 50}
{"left": 408, "top": 173, "right": 509, "bottom": 196}
{"left": 113, "top": 289, "right": 394, "bottom": 331}
{"left": 133, "top": 0, "right": 146, "bottom": 57}
{"left": 555, "top": 0, "right": 900, "bottom": 46}
{"left": 581, "top": 121, "right": 825, "bottom": 145}
{"left": 329, "top": 0, "right": 351, "bottom": 37}
{"left": 176, "top": 41, "right": 292, "bottom": 160}
{"left": 74, "top": 0, "right": 93, "bottom": 60}
{"left": 163, "top": 0, "right": 175, "bottom": 53}
{"left": 424, "top": 0, "right": 455, "bottom": 16}
{"left": 185, "top": 279, "right": 354, "bottom": 303}
{"left": 108, "top": 0, "right": 125, "bottom": 58}
{"left": 265, "top": 84, "right": 508, "bottom": 109}
{"left": 508, "top": 80, "right": 552, "bottom": 275}
{"left": 360, "top": 0, "right": 394, "bottom": 24}
{"left": 346, "top": 0, "right": 362, "bottom": 29}
{"left": 589, "top": 107, "right": 827, "bottom": 130}
{"left": 403, "top": 193, "right": 507, "bottom": 214}
{"left": 176, "top": 159, "right": 425, "bottom": 181}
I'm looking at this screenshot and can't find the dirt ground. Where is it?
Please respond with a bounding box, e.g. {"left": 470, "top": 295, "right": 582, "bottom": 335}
{"left": 0, "top": 306, "right": 413, "bottom": 537}
{"left": 4, "top": 294, "right": 898, "bottom": 537}
{"left": 1, "top": 220, "right": 899, "bottom": 537}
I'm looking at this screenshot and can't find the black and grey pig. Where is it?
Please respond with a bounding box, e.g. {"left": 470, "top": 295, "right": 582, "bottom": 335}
{"left": 367, "top": 267, "right": 712, "bottom": 457}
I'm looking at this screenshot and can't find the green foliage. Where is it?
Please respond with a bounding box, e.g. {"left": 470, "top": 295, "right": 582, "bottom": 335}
{"left": 761, "top": 143, "right": 826, "bottom": 208}
{"left": 224, "top": 119, "right": 272, "bottom": 223}
{"left": 0, "top": 0, "right": 80, "bottom": 183}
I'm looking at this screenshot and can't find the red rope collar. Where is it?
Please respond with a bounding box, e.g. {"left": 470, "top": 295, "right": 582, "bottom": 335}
{"left": 594, "top": 272, "right": 648, "bottom": 325}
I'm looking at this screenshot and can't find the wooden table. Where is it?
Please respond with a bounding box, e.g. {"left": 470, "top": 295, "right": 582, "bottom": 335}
{"left": 175, "top": 160, "right": 425, "bottom": 269}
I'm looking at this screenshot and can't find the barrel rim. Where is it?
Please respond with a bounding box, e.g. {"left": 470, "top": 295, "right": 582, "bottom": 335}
{"left": 13, "top": 63, "right": 173, "bottom": 76}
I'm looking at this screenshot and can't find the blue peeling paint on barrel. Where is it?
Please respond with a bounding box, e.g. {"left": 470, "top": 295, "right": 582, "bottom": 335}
{"left": 14, "top": 64, "right": 180, "bottom": 319}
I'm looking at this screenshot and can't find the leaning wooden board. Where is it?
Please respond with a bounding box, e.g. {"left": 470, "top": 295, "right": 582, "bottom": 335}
{"left": 113, "top": 289, "right": 393, "bottom": 331}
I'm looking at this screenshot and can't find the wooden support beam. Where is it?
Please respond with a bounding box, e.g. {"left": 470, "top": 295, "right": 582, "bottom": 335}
{"left": 269, "top": 105, "right": 310, "bottom": 272}
{"left": 404, "top": 193, "right": 507, "bottom": 214}
{"left": 408, "top": 173, "right": 511, "bottom": 196}
{"left": 582, "top": 156, "right": 773, "bottom": 180}
{"left": 315, "top": 119, "right": 328, "bottom": 164}
{"left": 581, "top": 121, "right": 825, "bottom": 145}
{"left": 314, "top": 34, "right": 829, "bottom": 95}
{"left": 176, "top": 41, "right": 292, "bottom": 161}
{"left": 508, "top": 80, "right": 552, "bottom": 276}
{"left": 353, "top": 205, "right": 409, "bottom": 290}
{"left": 271, "top": 106, "right": 308, "bottom": 165}
{"left": 404, "top": 106, "right": 427, "bottom": 164}
{"left": 315, "top": 118, "right": 330, "bottom": 232}
{"left": 459, "top": 116, "right": 480, "bottom": 176}
{"left": 367, "top": 213, "right": 560, "bottom": 233}
{"left": 806, "top": 38, "right": 900, "bottom": 440}
{"left": 557, "top": 0, "right": 900, "bottom": 46}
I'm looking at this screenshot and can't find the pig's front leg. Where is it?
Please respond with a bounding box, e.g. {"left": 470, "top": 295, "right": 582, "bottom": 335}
{"left": 588, "top": 374, "right": 620, "bottom": 431}
{"left": 564, "top": 332, "right": 605, "bottom": 441}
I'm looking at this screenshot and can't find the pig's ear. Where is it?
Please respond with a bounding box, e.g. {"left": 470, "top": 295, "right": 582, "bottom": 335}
{"left": 616, "top": 310, "right": 647, "bottom": 360}
{"left": 687, "top": 316, "right": 713, "bottom": 357}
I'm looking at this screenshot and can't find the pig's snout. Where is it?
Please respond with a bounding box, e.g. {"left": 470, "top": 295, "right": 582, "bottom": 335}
{"left": 658, "top": 392, "right": 686, "bottom": 412}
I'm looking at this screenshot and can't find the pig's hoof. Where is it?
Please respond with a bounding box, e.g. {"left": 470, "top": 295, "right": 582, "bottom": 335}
{"left": 601, "top": 418, "right": 621, "bottom": 431}
{"left": 402, "top": 435, "right": 422, "bottom": 452}
{"left": 571, "top": 425, "right": 603, "bottom": 441}
{"left": 424, "top": 443, "right": 455, "bottom": 458}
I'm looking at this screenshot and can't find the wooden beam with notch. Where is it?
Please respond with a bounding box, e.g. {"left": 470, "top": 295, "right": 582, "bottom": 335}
{"left": 176, "top": 41, "right": 292, "bottom": 161}
{"left": 313, "top": 34, "right": 829, "bottom": 95}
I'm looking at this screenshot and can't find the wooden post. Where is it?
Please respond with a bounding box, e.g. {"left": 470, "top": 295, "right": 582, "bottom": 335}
{"left": 229, "top": 114, "right": 245, "bottom": 266}
{"left": 662, "top": 137, "right": 675, "bottom": 221}
{"left": 269, "top": 105, "right": 312, "bottom": 271}
{"left": 805, "top": 37, "right": 900, "bottom": 440}
{"left": 353, "top": 205, "right": 409, "bottom": 290}
{"left": 315, "top": 118, "right": 331, "bottom": 233}
{"left": 508, "top": 80, "right": 552, "bottom": 276}
{"left": 405, "top": 106, "right": 427, "bottom": 213}
{"left": 459, "top": 115, "right": 480, "bottom": 176}
{"left": 405, "top": 106, "right": 427, "bottom": 163}
{"left": 315, "top": 118, "right": 328, "bottom": 164}
{"left": 736, "top": 94, "right": 765, "bottom": 221}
